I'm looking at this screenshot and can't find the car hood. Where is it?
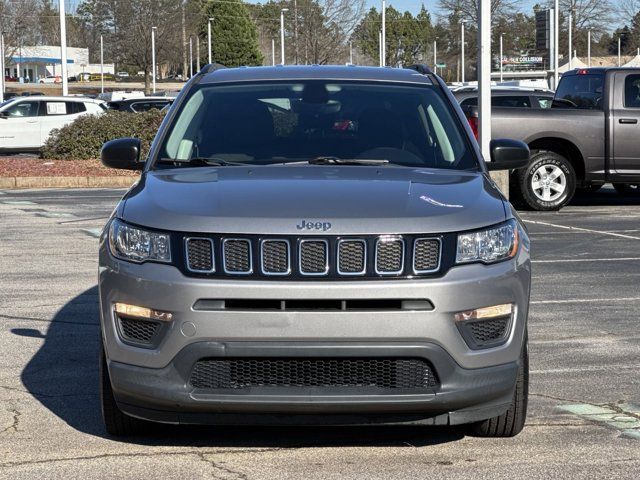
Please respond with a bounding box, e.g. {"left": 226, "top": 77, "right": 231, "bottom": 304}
{"left": 122, "top": 166, "right": 506, "bottom": 235}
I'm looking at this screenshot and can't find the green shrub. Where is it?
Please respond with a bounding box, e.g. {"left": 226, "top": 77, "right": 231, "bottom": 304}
{"left": 42, "top": 109, "right": 166, "bottom": 160}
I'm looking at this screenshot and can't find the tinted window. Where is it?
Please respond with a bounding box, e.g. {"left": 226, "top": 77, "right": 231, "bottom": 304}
{"left": 555, "top": 74, "right": 604, "bottom": 109}
{"left": 492, "top": 96, "right": 531, "bottom": 108}
{"left": 459, "top": 95, "right": 531, "bottom": 108}
{"left": 4, "top": 100, "right": 39, "bottom": 117}
{"left": 131, "top": 101, "right": 170, "bottom": 112}
{"left": 66, "top": 101, "right": 87, "bottom": 114}
{"left": 624, "top": 74, "right": 640, "bottom": 108}
{"left": 158, "top": 82, "right": 477, "bottom": 170}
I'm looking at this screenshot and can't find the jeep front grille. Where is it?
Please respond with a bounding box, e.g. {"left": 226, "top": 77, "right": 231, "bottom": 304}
{"left": 183, "top": 235, "right": 443, "bottom": 280}
{"left": 189, "top": 357, "right": 438, "bottom": 392}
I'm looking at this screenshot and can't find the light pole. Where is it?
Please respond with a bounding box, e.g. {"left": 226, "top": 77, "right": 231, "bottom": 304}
{"left": 478, "top": 0, "right": 491, "bottom": 162}
{"left": 189, "top": 36, "right": 193, "bottom": 78}
{"left": 272, "top": 38, "right": 276, "bottom": 66}
{"left": 554, "top": 0, "right": 559, "bottom": 89}
{"left": 499, "top": 33, "right": 504, "bottom": 83}
{"left": 460, "top": 20, "right": 466, "bottom": 83}
{"left": 379, "top": 30, "right": 383, "bottom": 66}
{"left": 100, "top": 34, "right": 104, "bottom": 94}
{"left": 0, "top": 32, "right": 5, "bottom": 103}
{"left": 151, "top": 26, "right": 157, "bottom": 94}
{"left": 59, "top": 0, "right": 68, "bottom": 96}
{"left": 381, "top": 1, "right": 386, "bottom": 67}
{"left": 280, "top": 8, "right": 289, "bottom": 65}
{"left": 349, "top": 41, "right": 353, "bottom": 65}
{"left": 568, "top": 7, "right": 572, "bottom": 70}
{"left": 588, "top": 30, "right": 591, "bottom": 67}
{"left": 196, "top": 37, "right": 200, "bottom": 72}
{"left": 207, "top": 17, "right": 213, "bottom": 65}
{"left": 433, "top": 39, "right": 437, "bottom": 73}
{"left": 618, "top": 35, "right": 622, "bottom": 66}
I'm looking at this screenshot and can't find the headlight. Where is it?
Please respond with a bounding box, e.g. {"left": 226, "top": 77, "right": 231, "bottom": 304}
{"left": 456, "top": 219, "right": 519, "bottom": 264}
{"left": 108, "top": 218, "right": 171, "bottom": 263}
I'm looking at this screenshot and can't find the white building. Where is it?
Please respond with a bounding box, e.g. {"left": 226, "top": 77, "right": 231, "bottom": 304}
{"left": 5, "top": 45, "right": 114, "bottom": 81}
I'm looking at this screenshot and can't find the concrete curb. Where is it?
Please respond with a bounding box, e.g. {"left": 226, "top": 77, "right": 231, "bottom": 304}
{"left": 0, "top": 176, "right": 138, "bottom": 189}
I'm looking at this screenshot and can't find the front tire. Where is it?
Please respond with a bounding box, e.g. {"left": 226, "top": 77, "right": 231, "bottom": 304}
{"left": 514, "top": 151, "right": 576, "bottom": 211}
{"left": 470, "top": 339, "right": 529, "bottom": 438}
{"left": 100, "top": 347, "right": 147, "bottom": 436}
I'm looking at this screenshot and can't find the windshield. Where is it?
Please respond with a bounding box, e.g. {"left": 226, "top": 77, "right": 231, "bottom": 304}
{"left": 554, "top": 73, "right": 604, "bottom": 110}
{"left": 155, "top": 81, "right": 478, "bottom": 170}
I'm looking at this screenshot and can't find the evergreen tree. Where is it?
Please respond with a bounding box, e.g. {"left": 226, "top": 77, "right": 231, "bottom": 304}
{"left": 201, "top": 0, "right": 264, "bottom": 67}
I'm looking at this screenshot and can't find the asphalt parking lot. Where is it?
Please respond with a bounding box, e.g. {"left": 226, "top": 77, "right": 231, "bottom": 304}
{"left": 0, "top": 186, "right": 639, "bottom": 479}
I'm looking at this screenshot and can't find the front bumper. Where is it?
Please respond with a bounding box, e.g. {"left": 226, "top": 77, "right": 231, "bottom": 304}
{"left": 110, "top": 341, "right": 520, "bottom": 425}
{"left": 99, "top": 241, "right": 530, "bottom": 423}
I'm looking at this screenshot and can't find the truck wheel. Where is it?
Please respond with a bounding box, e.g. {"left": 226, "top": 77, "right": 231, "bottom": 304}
{"left": 470, "top": 338, "right": 529, "bottom": 438}
{"left": 515, "top": 151, "right": 576, "bottom": 211}
{"left": 613, "top": 183, "right": 640, "bottom": 195}
{"left": 100, "top": 346, "right": 146, "bottom": 436}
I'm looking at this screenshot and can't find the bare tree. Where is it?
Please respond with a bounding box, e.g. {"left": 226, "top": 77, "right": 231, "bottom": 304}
{"left": 437, "top": 0, "right": 518, "bottom": 24}
{"left": 619, "top": 0, "right": 640, "bottom": 21}
{"left": 554, "top": 0, "right": 611, "bottom": 34}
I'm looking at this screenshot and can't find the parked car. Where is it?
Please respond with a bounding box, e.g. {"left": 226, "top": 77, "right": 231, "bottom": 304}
{"left": 107, "top": 97, "right": 173, "bottom": 113}
{"left": 39, "top": 75, "right": 62, "bottom": 84}
{"left": 116, "top": 72, "right": 130, "bottom": 78}
{"left": 463, "top": 68, "right": 640, "bottom": 210}
{"left": 4, "top": 75, "right": 18, "bottom": 82}
{"left": 453, "top": 86, "right": 555, "bottom": 109}
{"left": 98, "top": 64, "right": 532, "bottom": 438}
{"left": 0, "top": 96, "right": 106, "bottom": 153}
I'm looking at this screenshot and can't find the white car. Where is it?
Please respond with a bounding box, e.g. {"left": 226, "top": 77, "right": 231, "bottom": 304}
{"left": 0, "top": 96, "right": 106, "bottom": 153}
{"left": 39, "top": 75, "right": 62, "bottom": 84}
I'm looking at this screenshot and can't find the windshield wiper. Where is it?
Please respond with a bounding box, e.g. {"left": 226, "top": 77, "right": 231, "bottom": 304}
{"left": 157, "top": 157, "right": 251, "bottom": 167}
{"left": 307, "top": 156, "right": 390, "bottom": 166}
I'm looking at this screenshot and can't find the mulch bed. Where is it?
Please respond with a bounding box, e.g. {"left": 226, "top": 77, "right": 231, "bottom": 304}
{"left": 0, "top": 156, "right": 138, "bottom": 177}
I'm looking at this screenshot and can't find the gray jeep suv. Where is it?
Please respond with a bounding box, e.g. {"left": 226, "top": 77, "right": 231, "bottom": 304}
{"left": 99, "top": 64, "right": 532, "bottom": 437}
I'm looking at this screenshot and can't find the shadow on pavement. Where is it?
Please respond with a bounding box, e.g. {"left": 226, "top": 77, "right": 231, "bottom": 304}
{"left": 569, "top": 186, "right": 640, "bottom": 207}
{"left": 16, "top": 286, "right": 464, "bottom": 447}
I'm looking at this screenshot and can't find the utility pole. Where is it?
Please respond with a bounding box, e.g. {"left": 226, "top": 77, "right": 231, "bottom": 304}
{"left": 433, "top": 39, "right": 437, "bottom": 71}
{"left": 618, "top": 36, "right": 622, "bottom": 67}
{"left": 280, "top": 8, "right": 289, "bottom": 65}
{"left": 379, "top": 30, "right": 383, "bottom": 66}
{"left": 181, "top": 2, "right": 187, "bottom": 82}
{"left": 272, "top": 39, "right": 276, "bottom": 66}
{"left": 461, "top": 20, "right": 466, "bottom": 83}
{"left": 349, "top": 41, "right": 353, "bottom": 65}
{"left": 208, "top": 17, "right": 213, "bottom": 64}
{"left": 294, "top": 0, "right": 299, "bottom": 65}
{"left": 151, "top": 26, "right": 157, "bottom": 94}
{"left": 381, "top": 1, "right": 386, "bottom": 67}
{"left": 59, "top": 0, "right": 68, "bottom": 96}
{"left": 588, "top": 30, "right": 591, "bottom": 67}
{"left": 100, "top": 34, "right": 104, "bottom": 94}
{"left": 500, "top": 33, "right": 504, "bottom": 83}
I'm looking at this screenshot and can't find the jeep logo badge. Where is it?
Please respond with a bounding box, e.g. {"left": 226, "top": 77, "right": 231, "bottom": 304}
{"left": 296, "top": 220, "right": 332, "bottom": 232}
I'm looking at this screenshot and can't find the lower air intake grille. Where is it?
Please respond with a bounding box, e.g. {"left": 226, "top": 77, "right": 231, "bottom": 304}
{"left": 468, "top": 317, "right": 510, "bottom": 344}
{"left": 118, "top": 317, "right": 160, "bottom": 344}
{"left": 189, "top": 358, "right": 438, "bottom": 390}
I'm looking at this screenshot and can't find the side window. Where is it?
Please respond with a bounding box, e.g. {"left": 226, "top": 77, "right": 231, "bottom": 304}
{"left": 492, "top": 96, "right": 531, "bottom": 108}
{"left": 536, "top": 96, "right": 553, "bottom": 109}
{"left": 66, "top": 102, "right": 87, "bottom": 114}
{"left": 44, "top": 102, "right": 68, "bottom": 115}
{"left": 624, "top": 75, "right": 640, "bottom": 108}
{"left": 4, "top": 101, "right": 39, "bottom": 117}
{"left": 131, "top": 101, "right": 169, "bottom": 112}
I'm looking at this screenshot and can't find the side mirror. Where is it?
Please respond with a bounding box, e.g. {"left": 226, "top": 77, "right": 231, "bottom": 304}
{"left": 486, "top": 139, "right": 530, "bottom": 171}
{"left": 101, "top": 137, "right": 144, "bottom": 170}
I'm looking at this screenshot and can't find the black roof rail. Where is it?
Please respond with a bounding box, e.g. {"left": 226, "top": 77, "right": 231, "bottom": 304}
{"left": 406, "top": 64, "right": 433, "bottom": 75}
{"left": 198, "top": 63, "right": 227, "bottom": 75}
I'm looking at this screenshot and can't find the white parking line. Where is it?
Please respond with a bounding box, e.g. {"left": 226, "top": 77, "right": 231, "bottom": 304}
{"left": 532, "top": 297, "right": 640, "bottom": 305}
{"left": 82, "top": 228, "right": 102, "bottom": 238}
{"left": 524, "top": 219, "right": 640, "bottom": 240}
{"left": 533, "top": 257, "right": 640, "bottom": 263}
{"left": 1, "top": 200, "right": 37, "bottom": 205}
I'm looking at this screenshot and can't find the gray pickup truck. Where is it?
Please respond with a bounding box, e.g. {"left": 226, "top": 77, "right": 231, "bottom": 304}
{"left": 465, "top": 68, "right": 640, "bottom": 210}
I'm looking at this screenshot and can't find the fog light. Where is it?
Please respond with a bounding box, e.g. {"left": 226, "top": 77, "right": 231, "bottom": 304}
{"left": 114, "top": 303, "right": 173, "bottom": 322}
{"left": 454, "top": 303, "right": 513, "bottom": 322}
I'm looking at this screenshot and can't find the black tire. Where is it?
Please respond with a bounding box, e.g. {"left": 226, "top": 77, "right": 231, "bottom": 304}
{"left": 100, "top": 347, "right": 146, "bottom": 436}
{"left": 613, "top": 183, "right": 640, "bottom": 195}
{"left": 470, "top": 338, "right": 529, "bottom": 438}
{"left": 514, "top": 150, "right": 576, "bottom": 211}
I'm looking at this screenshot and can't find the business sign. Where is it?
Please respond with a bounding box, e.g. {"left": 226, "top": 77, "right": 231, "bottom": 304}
{"left": 536, "top": 10, "right": 551, "bottom": 51}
